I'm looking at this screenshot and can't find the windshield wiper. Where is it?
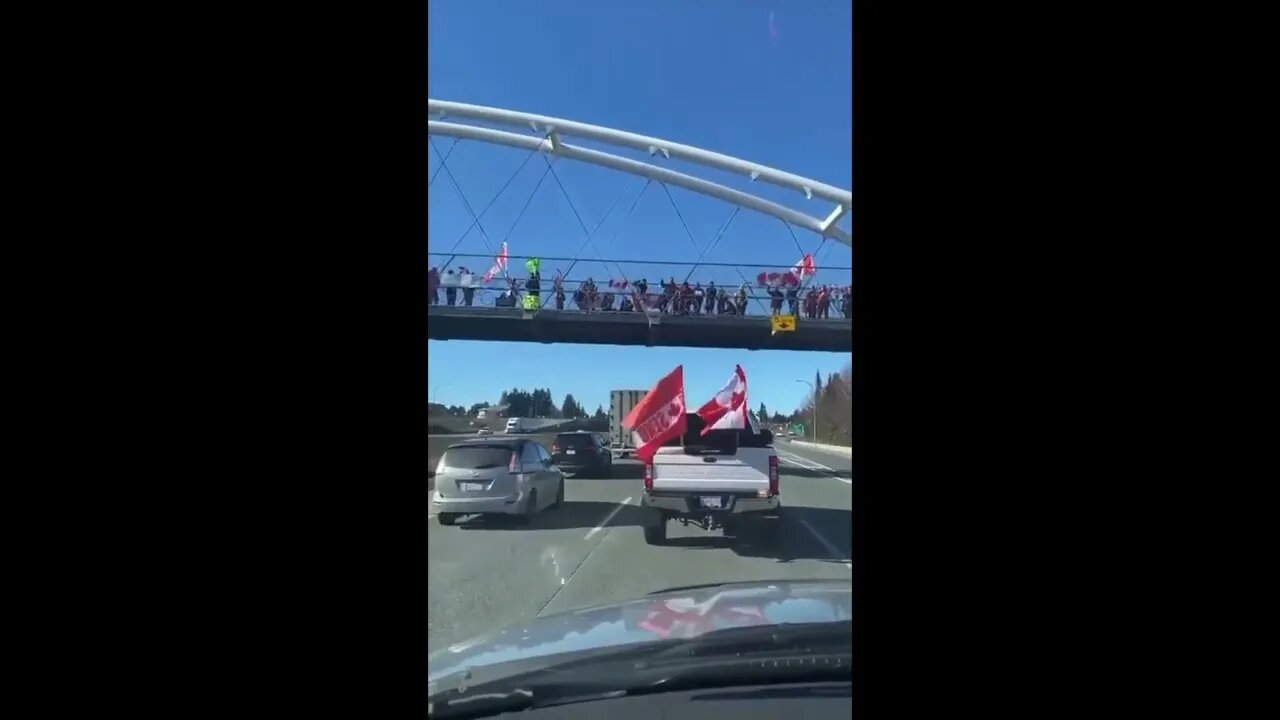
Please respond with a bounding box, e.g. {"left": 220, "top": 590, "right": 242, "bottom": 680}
{"left": 636, "top": 620, "right": 852, "bottom": 663}
{"left": 430, "top": 621, "right": 851, "bottom": 717}
{"left": 431, "top": 651, "right": 851, "bottom": 719}
{"left": 646, "top": 578, "right": 847, "bottom": 595}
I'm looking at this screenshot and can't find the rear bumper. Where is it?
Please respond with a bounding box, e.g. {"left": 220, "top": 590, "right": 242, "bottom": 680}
{"left": 431, "top": 489, "right": 528, "bottom": 515}
{"left": 553, "top": 454, "right": 604, "bottom": 466}
{"left": 642, "top": 491, "right": 780, "bottom": 516}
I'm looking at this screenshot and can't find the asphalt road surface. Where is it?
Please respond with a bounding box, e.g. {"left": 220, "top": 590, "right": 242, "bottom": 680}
{"left": 427, "top": 439, "right": 853, "bottom": 653}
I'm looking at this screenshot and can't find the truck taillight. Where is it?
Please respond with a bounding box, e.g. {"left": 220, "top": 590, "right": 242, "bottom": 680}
{"left": 768, "top": 455, "right": 779, "bottom": 496}
{"left": 643, "top": 462, "right": 653, "bottom": 491}
{"left": 509, "top": 452, "right": 521, "bottom": 474}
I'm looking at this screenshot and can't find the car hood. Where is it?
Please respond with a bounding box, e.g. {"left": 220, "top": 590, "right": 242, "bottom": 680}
{"left": 428, "top": 579, "right": 852, "bottom": 684}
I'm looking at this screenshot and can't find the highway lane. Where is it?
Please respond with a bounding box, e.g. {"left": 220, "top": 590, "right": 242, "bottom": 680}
{"left": 427, "top": 440, "right": 852, "bottom": 653}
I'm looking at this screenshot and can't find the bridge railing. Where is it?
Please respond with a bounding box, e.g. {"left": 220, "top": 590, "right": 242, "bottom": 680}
{"left": 428, "top": 252, "right": 851, "bottom": 320}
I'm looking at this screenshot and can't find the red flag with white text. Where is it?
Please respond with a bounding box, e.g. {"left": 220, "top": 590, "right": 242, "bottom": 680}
{"left": 622, "top": 365, "right": 688, "bottom": 462}
{"left": 696, "top": 365, "right": 749, "bottom": 436}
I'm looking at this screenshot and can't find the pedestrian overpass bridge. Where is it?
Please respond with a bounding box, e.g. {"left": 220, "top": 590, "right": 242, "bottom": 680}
{"left": 428, "top": 100, "right": 852, "bottom": 353}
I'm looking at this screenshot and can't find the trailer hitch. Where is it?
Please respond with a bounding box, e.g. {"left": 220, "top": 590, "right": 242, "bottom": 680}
{"left": 678, "top": 514, "right": 724, "bottom": 531}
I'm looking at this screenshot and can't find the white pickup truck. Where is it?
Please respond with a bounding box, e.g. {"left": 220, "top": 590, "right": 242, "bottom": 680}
{"left": 641, "top": 415, "right": 781, "bottom": 546}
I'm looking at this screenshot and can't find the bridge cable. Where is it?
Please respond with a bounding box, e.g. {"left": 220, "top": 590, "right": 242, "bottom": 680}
{"left": 430, "top": 137, "right": 533, "bottom": 286}
{"left": 542, "top": 156, "right": 637, "bottom": 288}
{"left": 535, "top": 159, "right": 643, "bottom": 317}
{"left": 658, "top": 181, "right": 771, "bottom": 316}
{"left": 431, "top": 134, "right": 542, "bottom": 261}
{"left": 682, "top": 206, "right": 740, "bottom": 284}
{"left": 427, "top": 139, "right": 458, "bottom": 189}
{"left": 430, "top": 135, "right": 552, "bottom": 285}
{"left": 546, "top": 178, "right": 649, "bottom": 314}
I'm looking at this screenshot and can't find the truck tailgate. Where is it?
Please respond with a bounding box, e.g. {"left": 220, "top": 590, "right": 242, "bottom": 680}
{"left": 650, "top": 449, "right": 772, "bottom": 493}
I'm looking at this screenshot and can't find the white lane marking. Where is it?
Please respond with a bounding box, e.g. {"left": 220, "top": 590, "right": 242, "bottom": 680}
{"left": 585, "top": 496, "right": 633, "bottom": 540}
{"left": 778, "top": 451, "right": 825, "bottom": 470}
{"left": 778, "top": 447, "right": 838, "bottom": 471}
{"left": 776, "top": 448, "right": 853, "bottom": 484}
{"left": 799, "top": 517, "right": 853, "bottom": 569}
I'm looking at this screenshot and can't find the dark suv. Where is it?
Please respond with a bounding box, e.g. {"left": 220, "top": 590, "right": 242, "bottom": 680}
{"left": 551, "top": 431, "right": 613, "bottom": 477}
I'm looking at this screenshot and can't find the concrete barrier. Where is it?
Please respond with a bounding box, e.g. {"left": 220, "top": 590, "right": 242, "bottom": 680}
{"left": 788, "top": 440, "right": 853, "bottom": 457}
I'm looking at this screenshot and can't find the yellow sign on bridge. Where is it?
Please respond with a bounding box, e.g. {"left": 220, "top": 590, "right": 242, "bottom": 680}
{"left": 770, "top": 314, "right": 797, "bottom": 333}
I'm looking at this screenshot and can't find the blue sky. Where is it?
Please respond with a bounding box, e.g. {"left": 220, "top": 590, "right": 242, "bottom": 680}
{"left": 429, "top": 0, "right": 851, "bottom": 415}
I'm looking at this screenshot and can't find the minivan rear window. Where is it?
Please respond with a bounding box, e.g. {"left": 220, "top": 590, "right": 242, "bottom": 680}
{"left": 555, "top": 434, "right": 594, "bottom": 447}
{"left": 443, "top": 446, "right": 514, "bottom": 469}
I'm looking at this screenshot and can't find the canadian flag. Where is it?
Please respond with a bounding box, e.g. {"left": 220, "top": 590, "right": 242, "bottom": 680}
{"left": 791, "top": 253, "right": 817, "bottom": 280}
{"left": 756, "top": 271, "right": 800, "bottom": 287}
{"left": 482, "top": 242, "right": 509, "bottom": 283}
{"left": 696, "top": 365, "right": 749, "bottom": 436}
{"left": 622, "top": 365, "right": 688, "bottom": 462}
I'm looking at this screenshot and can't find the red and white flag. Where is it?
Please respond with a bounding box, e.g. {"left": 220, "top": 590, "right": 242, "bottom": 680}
{"left": 756, "top": 271, "right": 800, "bottom": 287}
{"left": 791, "top": 253, "right": 817, "bottom": 280}
{"left": 622, "top": 365, "right": 688, "bottom": 462}
{"left": 696, "top": 365, "right": 749, "bottom": 436}
{"left": 482, "top": 242, "right": 509, "bottom": 283}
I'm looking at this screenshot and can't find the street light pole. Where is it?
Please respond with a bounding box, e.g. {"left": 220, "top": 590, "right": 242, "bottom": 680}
{"left": 796, "top": 379, "right": 816, "bottom": 441}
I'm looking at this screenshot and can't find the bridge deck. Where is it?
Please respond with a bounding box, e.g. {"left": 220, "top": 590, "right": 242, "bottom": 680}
{"left": 427, "top": 306, "right": 851, "bottom": 352}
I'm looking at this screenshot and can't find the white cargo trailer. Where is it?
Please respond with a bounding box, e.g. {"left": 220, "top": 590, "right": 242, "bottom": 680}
{"left": 608, "top": 389, "right": 648, "bottom": 458}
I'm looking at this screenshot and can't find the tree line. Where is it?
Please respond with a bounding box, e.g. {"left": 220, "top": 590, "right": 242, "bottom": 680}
{"left": 791, "top": 363, "right": 853, "bottom": 446}
{"left": 429, "top": 388, "right": 609, "bottom": 426}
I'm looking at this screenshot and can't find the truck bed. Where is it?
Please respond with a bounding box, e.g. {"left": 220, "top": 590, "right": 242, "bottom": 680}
{"left": 650, "top": 447, "right": 774, "bottom": 493}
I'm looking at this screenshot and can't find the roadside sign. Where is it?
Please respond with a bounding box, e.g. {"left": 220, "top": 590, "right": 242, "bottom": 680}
{"left": 791, "top": 423, "right": 805, "bottom": 436}
{"left": 770, "top": 314, "right": 797, "bottom": 333}
{"left": 522, "top": 295, "right": 540, "bottom": 311}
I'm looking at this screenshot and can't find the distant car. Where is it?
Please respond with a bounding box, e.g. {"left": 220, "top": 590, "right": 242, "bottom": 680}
{"left": 476, "top": 428, "right": 492, "bottom": 435}
{"left": 432, "top": 438, "right": 564, "bottom": 525}
{"left": 504, "top": 417, "right": 526, "bottom": 434}
{"left": 551, "top": 431, "right": 613, "bottom": 477}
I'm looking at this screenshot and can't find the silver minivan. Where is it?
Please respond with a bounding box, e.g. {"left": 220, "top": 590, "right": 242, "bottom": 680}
{"left": 432, "top": 438, "right": 564, "bottom": 525}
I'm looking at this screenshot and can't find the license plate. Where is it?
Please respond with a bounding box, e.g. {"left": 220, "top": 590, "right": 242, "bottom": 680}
{"left": 565, "top": 449, "right": 575, "bottom": 455}
{"left": 459, "top": 482, "right": 485, "bottom": 492}
{"left": 700, "top": 496, "right": 723, "bottom": 509}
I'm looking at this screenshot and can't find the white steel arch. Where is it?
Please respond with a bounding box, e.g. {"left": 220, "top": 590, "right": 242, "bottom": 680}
{"left": 428, "top": 100, "right": 852, "bottom": 247}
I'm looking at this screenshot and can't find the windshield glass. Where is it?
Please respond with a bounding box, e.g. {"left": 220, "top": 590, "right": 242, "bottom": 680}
{"left": 428, "top": 0, "right": 853, "bottom": 693}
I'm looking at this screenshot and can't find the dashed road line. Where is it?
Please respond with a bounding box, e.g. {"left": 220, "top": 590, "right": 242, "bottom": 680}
{"left": 585, "top": 496, "right": 633, "bottom": 540}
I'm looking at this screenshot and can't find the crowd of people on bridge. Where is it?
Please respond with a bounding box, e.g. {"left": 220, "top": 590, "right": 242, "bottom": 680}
{"left": 429, "top": 266, "right": 851, "bottom": 320}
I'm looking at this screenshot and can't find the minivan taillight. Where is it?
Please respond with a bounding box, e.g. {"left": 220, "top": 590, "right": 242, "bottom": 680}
{"left": 643, "top": 462, "right": 653, "bottom": 491}
{"left": 509, "top": 452, "right": 521, "bottom": 474}
{"left": 768, "top": 455, "right": 779, "bottom": 496}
